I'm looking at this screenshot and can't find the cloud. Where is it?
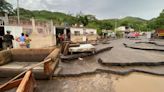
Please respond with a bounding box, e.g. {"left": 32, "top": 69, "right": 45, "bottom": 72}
{"left": 7, "top": 0, "right": 164, "bottom": 19}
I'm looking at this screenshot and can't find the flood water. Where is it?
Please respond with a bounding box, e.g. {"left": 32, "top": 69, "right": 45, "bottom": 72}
{"left": 36, "top": 72, "right": 164, "bottom": 92}
{"left": 113, "top": 73, "right": 164, "bottom": 92}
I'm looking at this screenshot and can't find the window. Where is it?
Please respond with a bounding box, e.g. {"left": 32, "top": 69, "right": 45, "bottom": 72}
{"left": 90, "top": 32, "right": 94, "bottom": 35}
{"left": 74, "top": 31, "right": 80, "bottom": 36}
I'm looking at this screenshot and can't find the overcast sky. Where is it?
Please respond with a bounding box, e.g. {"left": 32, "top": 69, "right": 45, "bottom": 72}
{"left": 7, "top": 0, "right": 164, "bottom": 20}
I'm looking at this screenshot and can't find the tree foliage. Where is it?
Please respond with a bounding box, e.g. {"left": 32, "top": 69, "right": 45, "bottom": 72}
{"left": 0, "top": 0, "right": 13, "bottom": 14}
{"left": 76, "top": 15, "right": 89, "bottom": 26}
{"left": 5, "top": 1, "right": 163, "bottom": 32}
{"left": 154, "top": 9, "right": 164, "bottom": 29}
{"left": 99, "top": 22, "right": 113, "bottom": 30}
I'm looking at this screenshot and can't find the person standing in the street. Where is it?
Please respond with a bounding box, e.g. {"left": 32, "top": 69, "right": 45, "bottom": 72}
{"left": 57, "top": 33, "right": 61, "bottom": 46}
{"left": 3, "top": 31, "right": 14, "bottom": 49}
{"left": 25, "top": 34, "right": 31, "bottom": 48}
{"left": 16, "top": 33, "right": 26, "bottom": 48}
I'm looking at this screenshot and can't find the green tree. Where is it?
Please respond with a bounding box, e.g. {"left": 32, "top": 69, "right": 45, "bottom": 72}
{"left": 0, "top": 0, "right": 13, "bottom": 14}
{"left": 76, "top": 15, "right": 89, "bottom": 26}
{"left": 85, "top": 14, "right": 97, "bottom": 21}
{"left": 99, "top": 22, "right": 113, "bottom": 30}
{"left": 120, "top": 20, "right": 129, "bottom": 26}
{"left": 154, "top": 9, "right": 164, "bottom": 29}
{"left": 147, "top": 19, "right": 156, "bottom": 30}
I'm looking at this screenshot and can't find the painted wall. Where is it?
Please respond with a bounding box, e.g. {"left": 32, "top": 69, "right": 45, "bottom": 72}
{"left": 70, "top": 28, "right": 84, "bottom": 35}
{"left": 4, "top": 26, "right": 23, "bottom": 48}
{"left": 4, "top": 26, "right": 54, "bottom": 48}
{"left": 53, "top": 27, "right": 98, "bottom": 44}
{"left": 85, "top": 28, "right": 97, "bottom": 35}
{"left": 70, "top": 27, "right": 97, "bottom": 42}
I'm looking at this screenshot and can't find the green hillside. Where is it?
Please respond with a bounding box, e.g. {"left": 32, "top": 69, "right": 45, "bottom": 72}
{"left": 12, "top": 8, "right": 77, "bottom": 25}
{"left": 10, "top": 8, "right": 164, "bottom": 32}
{"left": 1, "top": 0, "right": 164, "bottom": 33}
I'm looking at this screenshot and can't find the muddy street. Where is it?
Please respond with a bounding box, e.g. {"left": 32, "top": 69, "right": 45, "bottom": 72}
{"left": 1, "top": 38, "right": 164, "bottom": 92}
{"left": 35, "top": 38, "right": 164, "bottom": 92}
{"left": 57, "top": 38, "right": 164, "bottom": 76}
{"left": 36, "top": 73, "right": 164, "bottom": 92}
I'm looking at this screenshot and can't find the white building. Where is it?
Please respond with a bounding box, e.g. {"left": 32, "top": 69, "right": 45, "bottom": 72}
{"left": 116, "top": 26, "right": 134, "bottom": 32}
{"left": 70, "top": 27, "right": 97, "bottom": 42}
{"left": 53, "top": 27, "right": 97, "bottom": 45}
{"left": 0, "top": 13, "right": 9, "bottom": 26}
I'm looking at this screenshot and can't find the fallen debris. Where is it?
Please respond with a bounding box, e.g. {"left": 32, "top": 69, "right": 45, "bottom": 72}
{"left": 69, "top": 44, "right": 96, "bottom": 54}
{"left": 98, "top": 58, "right": 164, "bottom": 66}
{"left": 63, "top": 43, "right": 70, "bottom": 55}
{"left": 0, "top": 70, "right": 36, "bottom": 92}
{"left": 61, "top": 46, "right": 113, "bottom": 61}
{"left": 0, "top": 48, "right": 60, "bottom": 79}
{"left": 78, "top": 57, "right": 84, "bottom": 61}
{"left": 123, "top": 43, "right": 164, "bottom": 51}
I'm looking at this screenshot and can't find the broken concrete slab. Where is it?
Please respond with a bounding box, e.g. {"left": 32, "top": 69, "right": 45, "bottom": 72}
{"left": 98, "top": 58, "right": 164, "bottom": 66}
{"left": 135, "top": 41, "right": 164, "bottom": 46}
{"left": 55, "top": 60, "right": 164, "bottom": 77}
{"left": 124, "top": 42, "right": 164, "bottom": 51}
{"left": 61, "top": 44, "right": 113, "bottom": 61}
{"left": 56, "top": 39, "right": 164, "bottom": 77}
{"left": 97, "top": 39, "right": 164, "bottom": 66}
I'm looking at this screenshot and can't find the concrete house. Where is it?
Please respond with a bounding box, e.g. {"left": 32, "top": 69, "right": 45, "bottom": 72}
{"left": 1, "top": 15, "right": 98, "bottom": 49}
{"left": 0, "top": 17, "right": 54, "bottom": 49}
{"left": 53, "top": 27, "right": 97, "bottom": 45}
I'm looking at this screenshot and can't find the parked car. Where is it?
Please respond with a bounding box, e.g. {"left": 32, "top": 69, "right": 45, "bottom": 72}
{"left": 127, "top": 32, "right": 140, "bottom": 38}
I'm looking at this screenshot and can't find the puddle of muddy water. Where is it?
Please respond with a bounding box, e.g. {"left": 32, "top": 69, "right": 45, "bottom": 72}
{"left": 113, "top": 73, "right": 164, "bottom": 92}
{"left": 37, "top": 72, "right": 164, "bottom": 92}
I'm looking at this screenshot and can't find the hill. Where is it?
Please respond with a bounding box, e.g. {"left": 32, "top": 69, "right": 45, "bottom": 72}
{"left": 11, "top": 8, "right": 162, "bottom": 32}
{"left": 12, "top": 8, "right": 77, "bottom": 25}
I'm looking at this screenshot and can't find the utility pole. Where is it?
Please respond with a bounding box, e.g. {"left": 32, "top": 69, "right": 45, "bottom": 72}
{"left": 17, "top": 0, "right": 20, "bottom": 25}
{"left": 114, "top": 19, "right": 117, "bottom": 32}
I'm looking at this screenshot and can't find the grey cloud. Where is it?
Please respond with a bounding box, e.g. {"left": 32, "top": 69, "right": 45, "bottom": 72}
{"left": 7, "top": 0, "right": 164, "bottom": 19}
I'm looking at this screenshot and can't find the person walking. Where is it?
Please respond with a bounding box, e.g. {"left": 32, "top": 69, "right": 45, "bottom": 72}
{"left": 16, "top": 33, "right": 26, "bottom": 48}
{"left": 25, "top": 34, "right": 31, "bottom": 48}
{"left": 2, "top": 31, "right": 14, "bottom": 49}
{"left": 57, "top": 33, "right": 61, "bottom": 46}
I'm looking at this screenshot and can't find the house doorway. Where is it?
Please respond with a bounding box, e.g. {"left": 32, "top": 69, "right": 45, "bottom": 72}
{"left": 56, "top": 28, "right": 64, "bottom": 45}
{"left": 66, "top": 28, "right": 71, "bottom": 41}
{"left": 0, "top": 26, "right": 5, "bottom": 49}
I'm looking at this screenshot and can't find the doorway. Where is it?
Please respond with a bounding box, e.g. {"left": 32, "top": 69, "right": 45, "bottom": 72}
{"left": 66, "top": 28, "right": 71, "bottom": 41}
{"left": 56, "top": 28, "right": 64, "bottom": 45}
{"left": 0, "top": 27, "right": 5, "bottom": 49}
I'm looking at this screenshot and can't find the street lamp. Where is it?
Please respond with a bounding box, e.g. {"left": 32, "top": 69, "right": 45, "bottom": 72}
{"left": 17, "top": 0, "right": 20, "bottom": 25}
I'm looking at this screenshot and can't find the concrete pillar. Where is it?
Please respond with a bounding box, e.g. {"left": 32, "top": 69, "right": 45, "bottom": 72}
{"left": 4, "top": 13, "right": 9, "bottom": 25}
{"left": 64, "top": 28, "right": 67, "bottom": 40}
{"left": 50, "top": 20, "right": 55, "bottom": 45}
{"left": 31, "top": 17, "right": 37, "bottom": 35}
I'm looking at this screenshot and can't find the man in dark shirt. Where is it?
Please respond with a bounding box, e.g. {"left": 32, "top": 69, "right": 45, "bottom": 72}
{"left": 3, "top": 31, "right": 14, "bottom": 49}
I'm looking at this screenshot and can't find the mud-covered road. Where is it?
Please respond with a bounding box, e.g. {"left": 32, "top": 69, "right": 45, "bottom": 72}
{"left": 2, "top": 38, "right": 164, "bottom": 92}
{"left": 36, "top": 38, "right": 164, "bottom": 92}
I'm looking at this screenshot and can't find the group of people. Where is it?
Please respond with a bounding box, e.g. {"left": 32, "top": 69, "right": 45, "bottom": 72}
{"left": 16, "top": 33, "right": 31, "bottom": 48}
{"left": 57, "top": 32, "right": 71, "bottom": 46}
{"left": 57, "top": 33, "right": 64, "bottom": 46}
{"left": 1, "top": 31, "right": 31, "bottom": 49}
